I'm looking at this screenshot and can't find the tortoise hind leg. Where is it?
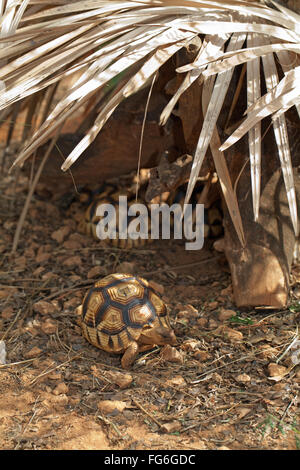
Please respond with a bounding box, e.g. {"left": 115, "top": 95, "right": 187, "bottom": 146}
{"left": 121, "top": 341, "right": 139, "bottom": 369}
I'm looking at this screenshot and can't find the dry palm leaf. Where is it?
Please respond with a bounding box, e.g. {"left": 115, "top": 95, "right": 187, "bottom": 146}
{"left": 1, "top": 0, "right": 299, "bottom": 245}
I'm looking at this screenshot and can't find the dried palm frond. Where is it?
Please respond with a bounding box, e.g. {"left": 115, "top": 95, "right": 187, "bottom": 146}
{"left": 1, "top": 0, "right": 300, "bottom": 245}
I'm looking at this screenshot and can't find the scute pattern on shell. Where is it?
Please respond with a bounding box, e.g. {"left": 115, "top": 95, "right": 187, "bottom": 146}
{"left": 80, "top": 273, "right": 168, "bottom": 354}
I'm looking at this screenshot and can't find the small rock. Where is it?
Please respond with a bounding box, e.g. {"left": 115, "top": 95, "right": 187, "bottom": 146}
{"left": 41, "top": 318, "right": 57, "bottom": 335}
{"left": 235, "top": 373, "right": 251, "bottom": 383}
{"left": 42, "top": 272, "right": 58, "bottom": 281}
{"left": 166, "top": 375, "right": 186, "bottom": 388}
{"left": 63, "top": 240, "right": 82, "bottom": 250}
{"left": 161, "top": 421, "right": 181, "bottom": 433}
{"left": 48, "top": 372, "right": 62, "bottom": 381}
{"left": 213, "top": 238, "right": 225, "bottom": 252}
{"left": 211, "top": 372, "right": 223, "bottom": 383}
{"left": 118, "top": 261, "right": 136, "bottom": 274}
{"left": 51, "top": 226, "right": 71, "bottom": 244}
{"left": 36, "top": 252, "right": 51, "bottom": 264}
{"left": 97, "top": 400, "right": 127, "bottom": 415}
{"left": 1, "top": 306, "right": 14, "bottom": 319}
{"left": 23, "top": 346, "right": 42, "bottom": 359}
{"left": 208, "top": 318, "right": 219, "bottom": 329}
{"left": 181, "top": 339, "right": 199, "bottom": 352}
{"left": 33, "top": 266, "right": 45, "bottom": 277}
{"left": 14, "top": 256, "right": 26, "bottom": 268}
{"left": 177, "top": 304, "right": 199, "bottom": 319}
{"left": 207, "top": 301, "right": 218, "bottom": 310}
{"left": 217, "top": 325, "right": 243, "bottom": 342}
{"left": 267, "top": 363, "right": 287, "bottom": 381}
{"left": 236, "top": 407, "right": 252, "bottom": 419}
{"left": 217, "top": 446, "right": 230, "bottom": 450}
{"left": 160, "top": 345, "right": 184, "bottom": 364}
{"left": 197, "top": 318, "right": 208, "bottom": 328}
{"left": 218, "top": 309, "right": 235, "bottom": 322}
{"left": 257, "top": 344, "right": 278, "bottom": 360}
{"left": 68, "top": 232, "right": 88, "bottom": 246}
{"left": 193, "top": 350, "right": 211, "bottom": 362}
{"left": 87, "top": 265, "right": 107, "bottom": 279}
{"left": 220, "top": 285, "right": 233, "bottom": 297}
{"left": 33, "top": 300, "right": 56, "bottom": 316}
{"left": 105, "top": 371, "right": 133, "bottom": 389}
{"left": 63, "top": 256, "right": 82, "bottom": 267}
{"left": 0, "top": 288, "right": 17, "bottom": 299}
{"left": 53, "top": 382, "right": 69, "bottom": 395}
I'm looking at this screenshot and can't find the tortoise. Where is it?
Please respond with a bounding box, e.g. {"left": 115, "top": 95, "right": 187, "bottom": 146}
{"left": 78, "top": 181, "right": 223, "bottom": 249}
{"left": 78, "top": 185, "right": 151, "bottom": 249}
{"left": 76, "top": 273, "right": 177, "bottom": 368}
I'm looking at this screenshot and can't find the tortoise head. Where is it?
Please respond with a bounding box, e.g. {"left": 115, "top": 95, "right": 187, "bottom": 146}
{"left": 140, "top": 320, "right": 177, "bottom": 347}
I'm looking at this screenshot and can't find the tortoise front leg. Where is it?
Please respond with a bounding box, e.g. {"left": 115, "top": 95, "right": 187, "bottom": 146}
{"left": 121, "top": 341, "right": 139, "bottom": 369}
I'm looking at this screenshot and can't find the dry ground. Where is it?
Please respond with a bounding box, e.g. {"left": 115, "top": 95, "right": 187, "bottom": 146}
{"left": 0, "top": 166, "right": 299, "bottom": 451}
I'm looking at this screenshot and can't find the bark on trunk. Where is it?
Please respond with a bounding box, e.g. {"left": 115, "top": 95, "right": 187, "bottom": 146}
{"left": 222, "top": 114, "right": 300, "bottom": 307}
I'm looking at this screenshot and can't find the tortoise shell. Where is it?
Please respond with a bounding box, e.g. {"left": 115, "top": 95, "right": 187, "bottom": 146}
{"left": 80, "top": 273, "right": 170, "bottom": 354}
{"left": 78, "top": 187, "right": 151, "bottom": 248}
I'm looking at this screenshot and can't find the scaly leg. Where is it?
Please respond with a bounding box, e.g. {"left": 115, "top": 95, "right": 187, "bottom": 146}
{"left": 121, "top": 341, "right": 139, "bottom": 369}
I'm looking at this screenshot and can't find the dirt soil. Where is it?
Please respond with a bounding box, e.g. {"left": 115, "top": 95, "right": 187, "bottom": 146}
{"left": 0, "top": 167, "right": 299, "bottom": 451}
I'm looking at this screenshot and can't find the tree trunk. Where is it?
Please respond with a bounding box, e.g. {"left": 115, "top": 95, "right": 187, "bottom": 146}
{"left": 223, "top": 113, "right": 300, "bottom": 307}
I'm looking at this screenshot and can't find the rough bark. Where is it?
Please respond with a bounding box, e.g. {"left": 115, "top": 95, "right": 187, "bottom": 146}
{"left": 222, "top": 114, "right": 300, "bottom": 307}
{"left": 23, "top": 86, "right": 185, "bottom": 192}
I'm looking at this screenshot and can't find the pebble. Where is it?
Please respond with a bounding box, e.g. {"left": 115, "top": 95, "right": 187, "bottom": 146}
{"left": 118, "top": 261, "right": 136, "bottom": 274}
{"left": 161, "top": 421, "right": 181, "bottom": 433}
{"left": 51, "top": 226, "right": 71, "bottom": 244}
{"left": 63, "top": 256, "right": 82, "bottom": 267}
{"left": 63, "top": 240, "right": 82, "bottom": 250}
{"left": 267, "top": 363, "right": 287, "bottom": 379}
{"left": 218, "top": 309, "right": 235, "bottom": 322}
{"left": 217, "top": 325, "right": 243, "bottom": 342}
{"left": 105, "top": 371, "right": 133, "bottom": 389}
{"left": 235, "top": 373, "right": 251, "bottom": 383}
{"left": 87, "top": 265, "right": 107, "bottom": 279}
{"left": 41, "top": 318, "right": 57, "bottom": 335}
{"left": 53, "top": 382, "right": 69, "bottom": 396}
{"left": 257, "top": 344, "right": 278, "bottom": 360}
{"left": 160, "top": 345, "right": 184, "bottom": 364}
{"left": 33, "top": 300, "right": 57, "bottom": 316}
{"left": 165, "top": 375, "right": 186, "bottom": 388}
{"left": 23, "top": 346, "right": 42, "bottom": 359}
{"left": 193, "top": 350, "right": 211, "bottom": 362}
{"left": 181, "top": 339, "right": 199, "bottom": 351}
{"left": 177, "top": 304, "right": 199, "bottom": 319}
{"left": 207, "top": 301, "right": 218, "bottom": 310}
{"left": 97, "top": 400, "right": 127, "bottom": 415}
